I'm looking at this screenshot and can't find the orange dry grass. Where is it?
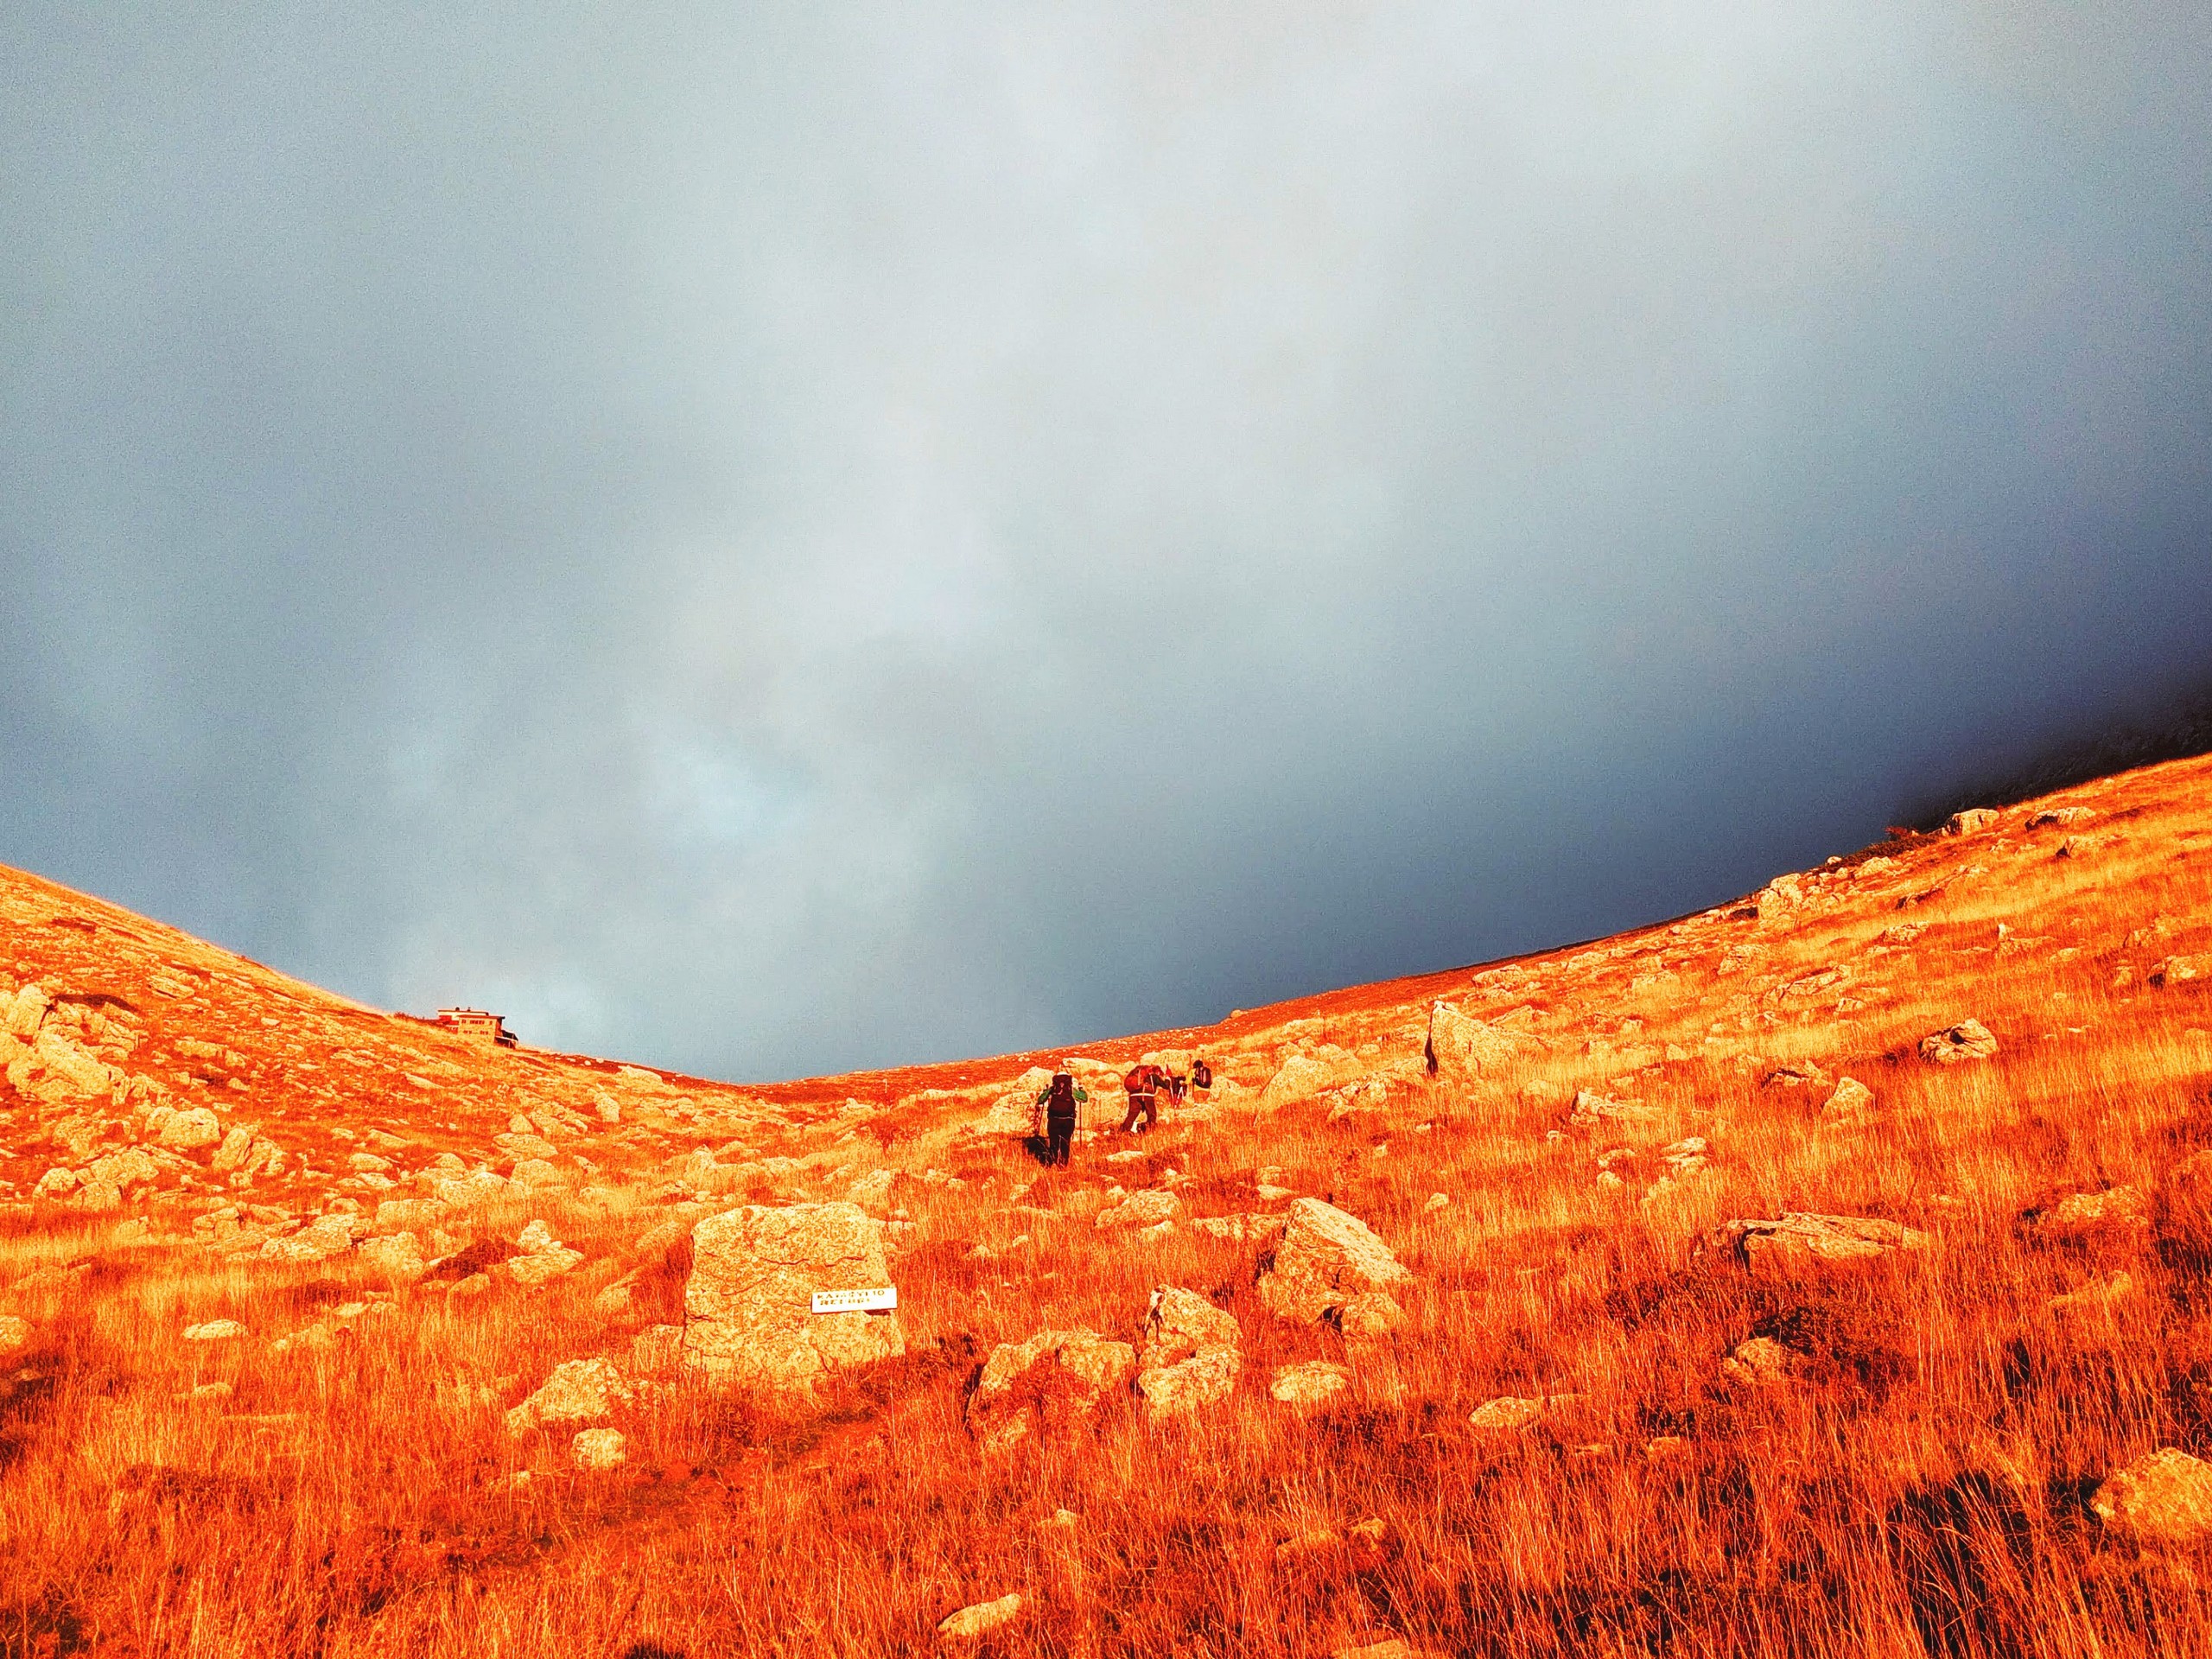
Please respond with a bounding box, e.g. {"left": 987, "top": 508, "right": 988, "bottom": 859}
{"left": 3, "top": 762, "right": 2212, "bottom": 1656}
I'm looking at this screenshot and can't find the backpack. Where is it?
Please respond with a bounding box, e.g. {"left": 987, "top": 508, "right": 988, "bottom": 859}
{"left": 1191, "top": 1059, "right": 1213, "bottom": 1090}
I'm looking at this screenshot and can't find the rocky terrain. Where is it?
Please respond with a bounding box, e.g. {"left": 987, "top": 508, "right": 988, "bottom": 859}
{"left": 2, "top": 754, "right": 2210, "bottom": 1656}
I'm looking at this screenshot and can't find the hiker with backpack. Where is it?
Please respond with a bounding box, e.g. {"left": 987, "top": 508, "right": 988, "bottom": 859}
{"left": 1120, "top": 1063, "right": 1165, "bottom": 1134}
{"left": 1033, "top": 1071, "right": 1086, "bottom": 1166}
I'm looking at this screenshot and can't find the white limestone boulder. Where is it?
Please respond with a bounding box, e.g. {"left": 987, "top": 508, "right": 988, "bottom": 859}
{"left": 1258, "top": 1198, "right": 1411, "bottom": 1323}
{"left": 683, "top": 1202, "right": 905, "bottom": 1391}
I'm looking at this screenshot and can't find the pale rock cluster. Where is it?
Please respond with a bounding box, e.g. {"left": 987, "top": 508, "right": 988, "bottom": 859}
{"left": 508, "top": 1217, "right": 584, "bottom": 1286}
{"left": 1134, "top": 1286, "right": 1241, "bottom": 1422}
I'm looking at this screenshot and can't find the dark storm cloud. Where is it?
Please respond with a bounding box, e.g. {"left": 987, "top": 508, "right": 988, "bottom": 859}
{"left": 4, "top": 3, "right": 2210, "bottom": 1078}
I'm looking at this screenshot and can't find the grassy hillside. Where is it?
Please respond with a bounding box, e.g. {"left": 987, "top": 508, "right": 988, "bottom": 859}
{"left": 2, "top": 753, "right": 2209, "bottom": 1656}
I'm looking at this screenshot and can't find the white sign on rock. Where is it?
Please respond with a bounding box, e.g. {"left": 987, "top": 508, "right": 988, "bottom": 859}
{"left": 810, "top": 1286, "right": 897, "bottom": 1315}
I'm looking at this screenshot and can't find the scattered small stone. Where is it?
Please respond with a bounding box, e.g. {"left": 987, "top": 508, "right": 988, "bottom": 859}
{"left": 1920, "top": 1020, "right": 1999, "bottom": 1065}
{"left": 1271, "top": 1360, "right": 1353, "bottom": 1408}
{"left": 1711, "top": 1213, "right": 1930, "bottom": 1280}
{"left": 182, "top": 1319, "right": 247, "bottom": 1343}
{"left": 938, "top": 1593, "right": 1022, "bottom": 1641}
{"left": 1821, "top": 1077, "right": 1875, "bottom": 1126}
{"left": 505, "top": 1357, "right": 632, "bottom": 1435}
{"left": 2049, "top": 1273, "right": 2137, "bottom": 1321}
{"left": 570, "top": 1427, "right": 626, "bottom": 1470}
{"left": 1719, "top": 1337, "right": 1796, "bottom": 1387}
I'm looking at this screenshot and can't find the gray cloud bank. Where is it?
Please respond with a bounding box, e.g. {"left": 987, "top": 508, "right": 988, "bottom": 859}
{"left": 4, "top": 3, "right": 2209, "bottom": 1078}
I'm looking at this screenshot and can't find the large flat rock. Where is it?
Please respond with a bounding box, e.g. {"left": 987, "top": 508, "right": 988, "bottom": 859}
{"left": 683, "top": 1202, "right": 905, "bottom": 1391}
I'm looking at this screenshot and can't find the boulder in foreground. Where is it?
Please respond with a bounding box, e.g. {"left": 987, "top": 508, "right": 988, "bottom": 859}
{"left": 1259, "top": 1198, "right": 1410, "bottom": 1323}
{"left": 683, "top": 1202, "right": 905, "bottom": 1391}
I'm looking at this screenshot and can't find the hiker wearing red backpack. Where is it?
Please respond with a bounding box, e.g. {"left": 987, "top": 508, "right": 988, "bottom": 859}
{"left": 1122, "top": 1062, "right": 1199, "bottom": 1134}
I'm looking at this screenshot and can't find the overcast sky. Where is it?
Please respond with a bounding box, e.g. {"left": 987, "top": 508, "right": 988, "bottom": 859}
{"left": 4, "top": 4, "right": 2209, "bottom": 1080}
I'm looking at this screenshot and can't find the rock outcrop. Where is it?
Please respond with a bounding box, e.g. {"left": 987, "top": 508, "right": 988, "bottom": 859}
{"left": 965, "top": 1067, "right": 1055, "bottom": 1139}
{"left": 1096, "top": 1189, "right": 1179, "bottom": 1231}
{"left": 1469, "top": 1395, "right": 1561, "bottom": 1431}
{"left": 966, "top": 1329, "right": 1137, "bottom": 1452}
{"left": 2092, "top": 1448, "right": 2212, "bottom": 1548}
{"left": 1138, "top": 1286, "right": 1240, "bottom": 1368}
{"left": 1135, "top": 1286, "right": 1241, "bottom": 1422}
{"left": 1819, "top": 1077, "right": 1875, "bottom": 1128}
{"left": 683, "top": 1202, "right": 905, "bottom": 1391}
{"left": 1338, "top": 1289, "right": 1409, "bottom": 1357}
{"left": 1258, "top": 1046, "right": 1367, "bottom": 1111}
{"left": 506, "top": 1357, "right": 632, "bottom": 1434}
{"left": 1424, "top": 1001, "right": 1542, "bottom": 1083}
{"left": 1710, "top": 1213, "right": 1929, "bottom": 1281}
{"left": 1920, "top": 1020, "right": 1999, "bottom": 1065}
{"left": 507, "top": 1217, "right": 585, "bottom": 1286}
{"left": 1258, "top": 1198, "right": 1410, "bottom": 1323}
{"left": 2034, "top": 1185, "right": 2149, "bottom": 1237}
{"left": 1136, "top": 1346, "right": 1239, "bottom": 1421}
{"left": 1567, "top": 1090, "right": 1662, "bottom": 1134}
{"left": 261, "top": 1213, "right": 360, "bottom": 1264}
{"left": 156, "top": 1107, "right": 223, "bottom": 1151}
{"left": 358, "top": 1230, "right": 427, "bottom": 1282}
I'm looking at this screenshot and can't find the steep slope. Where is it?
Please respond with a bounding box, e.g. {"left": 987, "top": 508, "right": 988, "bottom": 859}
{"left": 1, "top": 753, "right": 2209, "bottom": 1657}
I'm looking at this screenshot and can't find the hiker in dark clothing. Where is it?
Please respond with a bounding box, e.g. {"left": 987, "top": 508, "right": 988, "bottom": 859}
{"left": 1035, "top": 1071, "right": 1085, "bottom": 1166}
